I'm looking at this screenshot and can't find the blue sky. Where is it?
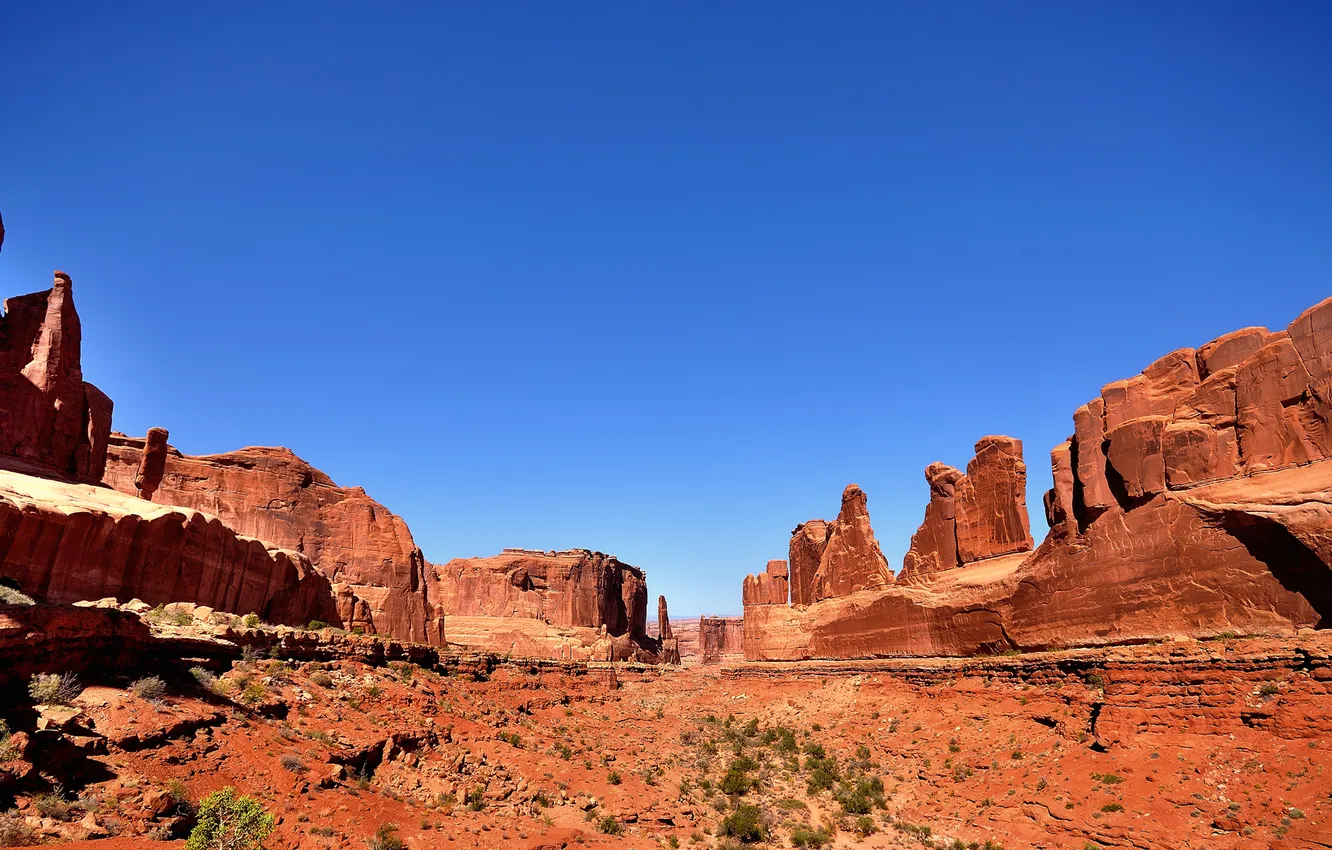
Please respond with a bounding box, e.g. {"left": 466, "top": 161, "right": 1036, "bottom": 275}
{"left": 2, "top": 3, "right": 1329, "bottom": 616}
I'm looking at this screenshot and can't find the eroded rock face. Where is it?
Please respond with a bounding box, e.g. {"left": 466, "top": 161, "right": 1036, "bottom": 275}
{"left": 700, "top": 615, "right": 744, "bottom": 664}
{"left": 742, "top": 559, "right": 789, "bottom": 606}
{"left": 657, "top": 595, "right": 680, "bottom": 665}
{"left": 433, "top": 549, "right": 648, "bottom": 646}
{"left": 788, "top": 520, "right": 827, "bottom": 608}
{"left": 810, "top": 485, "right": 892, "bottom": 601}
{"left": 0, "top": 469, "right": 339, "bottom": 630}
{"left": 0, "top": 273, "right": 112, "bottom": 483}
{"left": 745, "top": 295, "right": 1332, "bottom": 661}
{"left": 103, "top": 437, "right": 442, "bottom": 645}
{"left": 899, "top": 463, "right": 963, "bottom": 584}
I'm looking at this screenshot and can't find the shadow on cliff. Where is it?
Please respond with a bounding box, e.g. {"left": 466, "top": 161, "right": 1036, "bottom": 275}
{"left": 1220, "top": 512, "right": 1332, "bottom": 629}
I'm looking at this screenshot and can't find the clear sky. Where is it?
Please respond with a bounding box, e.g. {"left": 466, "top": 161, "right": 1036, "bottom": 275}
{"left": 2, "top": 3, "right": 1329, "bottom": 616}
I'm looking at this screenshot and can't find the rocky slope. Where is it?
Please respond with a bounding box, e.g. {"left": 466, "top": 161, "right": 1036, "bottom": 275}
{"left": 744, "top": 295, "right": 1332, "bottom": 660}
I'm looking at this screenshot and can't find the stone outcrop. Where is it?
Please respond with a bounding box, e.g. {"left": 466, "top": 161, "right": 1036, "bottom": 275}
{"left": 741, "top": 559, "right": 789, "bottom": 606}
{"left": 700, "top": 615, "right": 744, "bottom": 664}
{"left": 433, "top": 549, "right": 651, "bottom": 659}
{"left": 0, "top": 273, "right": 112, "bottom": 483}
{"left": 0, "top": 469, "right": 339, "bottom": 630}
{"left": 900, "top": 439, "right": 1034, "bottom": 584}
{"left": 744, "top": 295, "right": 1332, "bottom": 660}
{"left": 102, "top": 436, "right": 443, "bottom": 645}
{"left": 134, "top": 427, "right": 169, "bottom": 500}
{"left": 657, "top": 595, "right": 680, "bottom": 665}
{"left": 810, "top": 485, "right": 892, "bottom": 601}
{"left": 787, "top": 520, "right": 827, "bottom": 608}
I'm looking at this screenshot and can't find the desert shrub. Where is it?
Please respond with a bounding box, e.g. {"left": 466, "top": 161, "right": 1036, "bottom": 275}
{"left": 1101, "top": 802, "right": 1123, "bottom": 813}
{"left": 834, "top": 776, "right": 885, "bottom": 814}
{"left": 0, "top": 585, "right": 35, "bottom": 606}
{"left": 241, "top": 681, "right": 267, "bottom": 705}
{"left": 241, "top": 613, "right": 261, "bottom": 628}
{"left": 607, "top": 769, "right": 621, "bottom": 785}
{"left": 307, "top": 620, "right": 330, "bottom": 631}
{"left": 167, "top": 779, "right": 194, "bottom": 815}
{"left": 465, "top": 786, "right": 485, "bottom": 811}
{"left": 597, "top": 815, "right": 623, "bottom": 835}
{"left": 720, "top": 765, "right": 752, "bottom": 796}
{"left": 34, "top": 787, "right": 78, "bottom": 821}
{"left": 309, "top": 672, "right": 334, "bottom": 688}
{"left": 1091, "top": 773, "right": 1123, "bottom": 785}
{"left": 0, "top": 719, "right": 17, "bottom": 760}
{"left": 367, "top": 823, "right": 405, "bottom": 850}
{"left": 790, "top": 824, "right": 833, "bottom": 847}
{"left": 855, "top": 815, "right": 876, "bottom": 836}
{"left": 280, "top": 754, "right": 307, "bottom": 773}
{"left": 0, "top": 814, "right": 38, "bottom": 846}
{"left": 187, "top": 787, "right": 274, "bottom": 850}
{"left": 171, "top": 607, "right": 194, "bottom": 626}
{"left": 131, "top": 676, "right": 168, "bottom": 701}
{"left": 29, "top": 672, "right": 81, "bottom": 705}
{"left": 190, "top": 666, "right": 218, "bottom": 688}
{"left": 716, "top": 804, "right": 766, "bottom": 843}
{"left": 1259, "top": 681, "right": 1280, "bottom": 696}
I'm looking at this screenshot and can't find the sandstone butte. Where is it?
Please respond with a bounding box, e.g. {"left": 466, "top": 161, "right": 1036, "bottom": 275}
{"left": 0, "top": 264, "right": 669, "bottom": 663}
{"left": 743, "top": 294, "right": 1332, "bottom": 660}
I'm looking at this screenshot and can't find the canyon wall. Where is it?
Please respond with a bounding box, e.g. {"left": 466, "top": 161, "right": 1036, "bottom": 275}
{"left": 744, "top": 295, "right": 1332, "bottom": 660}
{"left": 700, "top": 615, "right": 745, "bottom": 664}
{"left": 103, "top": 437, "right": 444, "bottom": 645}
{"left": 0, "top": 469, "right": 339, "bottom": 630}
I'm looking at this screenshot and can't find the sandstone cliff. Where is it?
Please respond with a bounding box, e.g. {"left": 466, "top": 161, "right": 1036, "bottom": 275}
{"left": 0, "top": 469, "right": 339, "bottom": 629}
{"left": 744, "top": 295, "right": 1332, "bottom": 660}
{"left": 433, "top": 548, "right": 655, "bottom": 661}
{"left": 699, "top": 615, "right": 744, "bottom": 664}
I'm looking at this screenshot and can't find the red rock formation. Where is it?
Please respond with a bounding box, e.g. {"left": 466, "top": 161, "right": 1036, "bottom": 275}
{"left": 745, "top": 295, "right": 1332, "bottom": 661}
{"left": 103, "top": 437, "right": 442, "bottom": 645}
{"left": 902, "top": 439, "right": 1034, "bottom": 584}
{"left": 0, "top": 273, "right": 112, "bottom": 483}
{"left": 954, "top": 436, "right": 1033, "bottom": 562}
{"left": 742, "top": 559, "right": 789, "bottom": 606}
{"left": 899, "top": 463, "right": 962, "bottom": 584}
{"left": 657, "top": 595, "right": 680, "bottom": 665}
{"left": 0, "top": 469, "right": 339, "bottom": 630}
{"left": 787, "top": 520, "right": 827, "bottom": 608}
{"left": 434, "top": 548, "right": 648, "bottom": 645}
{"left": 135, "top": 427, "right": 169, "bottom": 500}
{"left": 700, "top": 615, "right": 744, "bottom": 664}
{"left": 810, "top": 485, "right": 892, "bottom": 601}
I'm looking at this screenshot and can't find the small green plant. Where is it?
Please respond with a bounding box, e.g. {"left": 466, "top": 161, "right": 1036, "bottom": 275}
{"left": 855, "top": 814, "right": 876, "bottom": 837}
{"left": 241, "top": 613, "right": 261, "bottom": 628}
{"left": 1100, "top": 802, "right": 1123, "bottom": 813}
{"left": 131, "top": 676, "right": 168, "bottom": 701}
{"left": 717, "top": 804, "right": 765, "bottom": 843}
{"left": 309, "top": 672, "right": 334, "bottom": 688}
{"left": 367, "top": 823, "right": 406, "bottom": 850}
{"left": 790, "top": 824, "right": 833, "bottom": 847}
{"left": 307, "top": 620, "right": 330, "bottom": 631}
{"left": 280, "top": 754, "right": 307, "bottom": 773}
{"left": 1091, "top": 773, "right": 1123, "bottom": 785}
{"left": 241, "top": 681, "right": 268, "bottom": 705}
{"left": 597, "top": 815, "right": 623, "bottom": 836}
{"left": 465, "top": 786, "right": 485, "bottom": 811}
{"left": 34, "top": 787, "right": 78, "bottom": 821}
{"left": 190, "top": 666, "right": 218, "bottom": 689}
{"left": 608, "top": 769, "right": 622, "bottom": 785}
{"left": 187, "top": 787, "right": 274, "bottom": 850}
{"left": 28, "top": 672, "right": 80, "bottom": 705}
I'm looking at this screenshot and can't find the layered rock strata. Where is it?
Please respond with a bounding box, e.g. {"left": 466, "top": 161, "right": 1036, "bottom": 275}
{"left": 744, "top": 295, "right": 1332, "bottom": 660}
{"left": 700, "top": 615, "right": 744, "bottom": 664}
{"left": 103, "top": 437, "right": 443, "bottom": 645}
{"left": 0, "top": 469, "right": 339, "bottom": 630}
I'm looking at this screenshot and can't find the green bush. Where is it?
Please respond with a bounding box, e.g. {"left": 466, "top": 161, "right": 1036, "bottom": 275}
{"left": 190, "top": 666, "right": 218, "bottom": 689}
{"left": 855, "top": 815, "right": 876, "bottom": 836}
{"left": 607, "top": 769, "right": 621, "bottom": 785}
{"left": 307, "top": 620, "right": 330, "bottom": 631}
{"left": 131, "top": 676, "right": 168, "bottom": 701}
{"left": 790, "top": 824, "right": 833, "bottom": 847}
{"left": 367, "top": 823, "right": 405, "bottom": 850}
{"left": 717, "top": 804, "right": 766, "bottom": 843}
{"left": 28, "top": 672, "right": 81, "bottom": 705}
{"left": 309, "top": 672, "right": 334, "bottom": 688}
{"left": 597, "top": 815, "right": 623, "bottom": 835}
{"left": 241, "top": 613, "right": 261, "bottom": 628}
{"left": 186, "top": 787, "right": 274, "bottom": 850}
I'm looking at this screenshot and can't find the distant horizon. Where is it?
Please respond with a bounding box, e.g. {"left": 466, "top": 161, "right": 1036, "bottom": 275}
{"left": 3, "top": 2, "right": 1329, "bottom": 616}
